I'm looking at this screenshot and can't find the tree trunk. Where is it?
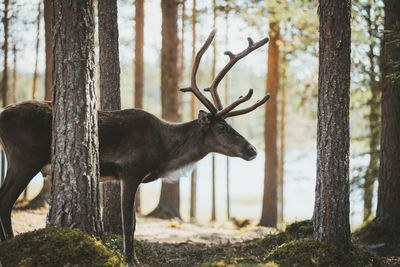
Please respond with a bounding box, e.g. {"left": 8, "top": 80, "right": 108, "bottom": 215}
{"left": 2, "top": 0, "right": 9, "bottom": 107}
{"left": 134, "top": 0, "right": 144, "bottom": 214}
{"left": 1, "top": 0, "right": 9, "bottom": 185}
{"left": 177, "top": 0, "right": 184, "bottom": 119}
{"left": 211, "top": 154, "right": 216, "bottom": 221}
{"left": 148, "top": 0, "right": 181, "bottom": 219}
{"left": 12, "top": 44, "right": 16, "bottom": 103}
{"left": 375, "top": 0, "right": 400, "bottom": 230}
{"left": 224, "top": 9, "right": 230, "bottom": 221}
{"left": 135, "top": 0, "right": 144, "bottom": 110}
{"left": 190, "top": 0, "right": 197, "bottom": 223}
{"left": 259, "top": 21, "right": 280, "bottom": 227}
{"left": 364, "top": 88, "right": 380, "bottom": 221}
{"left": 363, "top": 2, "right": 381, "bottom": 222}
{"left": 48, "top": 0, "right": 102, "bottom": 237}
{"left": 278, "top": 58, "right": 287, "bottom": 225}
{"left": 210, "top": 0, "right": 217, "bottom": 223}
{"left": 98, "top": 0, "right": 122, "bottom": 235}
{"left": 179, "top": 0, "right": 185, "bottom": 87}
{"left": 32, "top": 2, "right": 41, "bottom": 100}
{"left": 44, "top": 0, "right": 52, "bottom": 101}
{"left": 22, "top": 0, "right": 53, "bottom": 209}
{"left": 313, "top": 0, "right": 351, "bottom": 250}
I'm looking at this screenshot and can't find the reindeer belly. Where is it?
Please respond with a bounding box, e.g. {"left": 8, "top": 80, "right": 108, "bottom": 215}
{"left": 40, "top": 163, "right": 119, "bottom": 182}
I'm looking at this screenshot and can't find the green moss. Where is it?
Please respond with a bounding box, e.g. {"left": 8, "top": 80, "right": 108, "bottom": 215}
{"left": 256, "top": 233, "right": 287, "bottom": 251}
{"left": 103, "top": 234, "right": 124, "bottom": 255}
{"left": 264, "top": 238, "right": 381, "bottom": 267}
{"left": 103, "top": 234, "right": 144, "bottom": 258}
{"left": 283, "top": 220, "right": 313, "bottom": 240}
{"left": 0, "top": 228, "right": 126, "bottom": 267}
{"left": 254, "top": 220, "right": 313, "bottom": 253}
{"left": 347, "top": 245, "right": 382, "bottom": 267}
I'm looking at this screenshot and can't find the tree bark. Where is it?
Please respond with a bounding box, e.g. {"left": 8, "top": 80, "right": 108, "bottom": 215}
{"left": 134, "top": 0, "right": 144, "bottom": 214}
{"left": 363, "top": 2, "right": 381, "bottom": 222}
{"left": 313, "top": 0, "right": 351, "bottom": 250}
{"left": 179, "top": 0, "right": 185, "bottom": 86}
{"left": 211, "top": 0, "right": 217, "bottom": 223}
{"left": 1, "top": 0, "right": 9, "bottom": 185}
{"left": 375, "top": 0, "right": 400, "bottom": 230}
{"left": 32, "top": 2, "right": 42, "bottom": 100}
{"left": 177, "top": 0, "right": 184, "bottom": 119}
{"left": 177, "top": 0, "right": 184, "bottom": 118}
{"left": 224, "top": 9, "right": 230, "bottom": 221}
{"left": 48, "top": 0, "right": 102, "bottom": 237}
{"left": 259, "top": 21, "right": 280, "bottom": 227}
{"left": 98, "top": 0, "right": 122, "bottom": 235}
{"left": 44, "top": 0, "right": 52, "bottom": 101}
{"left": 22, "top": 0, "right": 53, "bottom": 210}
{"left": 12, "top": 44, "right": 16, "bottom": 103}
{"left": 190, "top": 0, "right": 197, "bottom": 223}
{"left": 278, "top": 58, "right": 287, "bottom": 225}
{"left": 148, "top": 0, "right": 181, "bottom": 219}
{"left": 135, "top": 0, "right": 144, "bottom": 110}
{"left": 2, "top": 0, "right": 9, "bottom": 107}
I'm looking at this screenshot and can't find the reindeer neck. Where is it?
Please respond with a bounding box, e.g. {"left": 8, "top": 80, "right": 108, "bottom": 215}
{"left": 159, "top": 119, "right": 208, "bottom": 169}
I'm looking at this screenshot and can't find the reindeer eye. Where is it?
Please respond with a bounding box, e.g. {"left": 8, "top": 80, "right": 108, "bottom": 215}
{"left": 217, "top": 124, "right": 226, "bottom": 133}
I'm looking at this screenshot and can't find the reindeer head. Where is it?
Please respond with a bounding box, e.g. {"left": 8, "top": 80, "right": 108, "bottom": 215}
{"left": 180, "top": 29, "right": 270, "bottom": 161}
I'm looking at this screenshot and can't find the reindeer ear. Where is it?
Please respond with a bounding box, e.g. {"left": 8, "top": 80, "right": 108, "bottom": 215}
{"left": 198, "top": 110, "right": 211, "bottom": 130}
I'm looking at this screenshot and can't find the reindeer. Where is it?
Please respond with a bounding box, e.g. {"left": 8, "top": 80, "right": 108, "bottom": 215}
{"left": 0, "top": 29, "right": 269, "bottom": 264}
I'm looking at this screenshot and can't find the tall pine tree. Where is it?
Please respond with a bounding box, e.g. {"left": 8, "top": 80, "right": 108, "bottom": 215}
{"left": 313, "top": 0, "right": 351, "bottom": 250}
{"left": 260, "top": 21, "right": 280, "bottom": 227}
{"left": 98, "top": 0, "right": 122, "bottom": 234}
{"left": 375, "top": 0, "right": 400, "bottom": 232}
{"left": 48, "top": 0, "right": 102, "bottom": 237}
{"left": 148, "top": 0, "right": 181, "bottom": 219}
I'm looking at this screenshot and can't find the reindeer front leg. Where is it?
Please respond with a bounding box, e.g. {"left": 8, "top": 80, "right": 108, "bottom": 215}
{"left": 120, "top": 178, "right": 140, "bottom": 265}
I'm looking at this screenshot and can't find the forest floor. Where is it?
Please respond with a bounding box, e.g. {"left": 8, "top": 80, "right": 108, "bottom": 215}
{"left": 11, "top": 207, "right": 274, "bottom": 244}
{"left": 10, "top": 208, "right": 400, "bottom": 266}
{"left": 11, "top": 207, "right": 276, "bottom": 266}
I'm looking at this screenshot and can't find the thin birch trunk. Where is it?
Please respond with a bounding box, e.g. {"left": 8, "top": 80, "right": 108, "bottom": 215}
{"left": 32, "top": 2, "right": 42, "bottom": 100}
{"left": 190, "top": 0, "right": 197, "bottom": 223}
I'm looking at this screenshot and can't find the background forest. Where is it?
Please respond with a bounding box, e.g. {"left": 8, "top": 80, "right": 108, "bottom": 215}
{"left": 0, "top": 0, "right": 383, "bottom": 228}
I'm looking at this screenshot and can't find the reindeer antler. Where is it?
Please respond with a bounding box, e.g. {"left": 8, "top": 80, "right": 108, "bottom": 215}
{"left": 223, "top": 94, "right": 270, "bottom": 118}
{"left": 180, "top": 29, "right": 270, "bottom": 118}
{"left": 179, "top": 29, "right": 218, "bottom": 114}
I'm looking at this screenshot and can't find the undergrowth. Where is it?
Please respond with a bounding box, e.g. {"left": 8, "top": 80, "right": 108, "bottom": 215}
{"left": 0, "top": 227, "right": 126, "bottom": 267}
{"left": 264, "top": 238, "right": 380, "bottom": 267}
{"left": 0, "top": 220, "right": 384, "bottom": 267}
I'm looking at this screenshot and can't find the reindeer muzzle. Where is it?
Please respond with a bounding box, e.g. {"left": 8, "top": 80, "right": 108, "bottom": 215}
{"left": 243, "top": 144, "right": 257, "bottom": 161}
